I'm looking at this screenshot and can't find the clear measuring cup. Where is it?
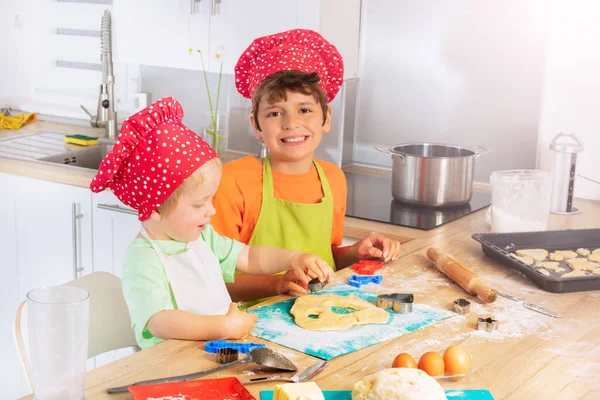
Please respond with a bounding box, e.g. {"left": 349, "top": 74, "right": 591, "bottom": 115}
{"left": 490, "top": 170, "right": 553, "bottom": 233}
{"left": 27, "top": 286, "right": 89, "bottom": 400}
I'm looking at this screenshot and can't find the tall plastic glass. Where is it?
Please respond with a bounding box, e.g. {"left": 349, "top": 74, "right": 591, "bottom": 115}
{"left": 490, "top": 170, "right": 553, "bottom": 233}
{"left": 27, "top": 286, "right": 89, "bottom": 400}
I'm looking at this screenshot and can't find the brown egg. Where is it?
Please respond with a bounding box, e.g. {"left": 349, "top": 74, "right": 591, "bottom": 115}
{"left": 417, "top": 351, "right": 445, "bottom": 376}
{"left": 392, "top": 353, "right": 417, "bottom": 368}
{"left": 443, "top": 345, "right": 471, "bottom": 375}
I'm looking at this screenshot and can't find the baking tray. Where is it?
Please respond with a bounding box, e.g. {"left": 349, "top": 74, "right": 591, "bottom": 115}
{"left": 472, "top": 229, "right": 600, "bottom": 293}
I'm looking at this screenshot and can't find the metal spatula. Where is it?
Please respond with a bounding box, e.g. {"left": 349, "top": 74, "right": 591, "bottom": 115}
{"left": 106, "top": 347, "right": 297, "bottom": 394}
{"left": 241, "top": 360, "right": 328, "bottom": 384}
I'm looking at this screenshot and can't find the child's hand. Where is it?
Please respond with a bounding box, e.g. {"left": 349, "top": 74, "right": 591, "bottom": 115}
{"left": 225, "top": 302, "right": 258, "bottom": 339}
{"left": 354, "top": 232, "right": 402, "bottom": 262}
{"left": 289, "top": 253, "right": 334, "bottom": 284}
{"left": 276, "top": 270, "right": 310, "bottom": 296}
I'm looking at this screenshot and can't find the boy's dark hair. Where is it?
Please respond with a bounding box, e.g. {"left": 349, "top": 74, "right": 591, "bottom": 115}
{"left": 251, "top": 70, "right": 329, "bottom": 132}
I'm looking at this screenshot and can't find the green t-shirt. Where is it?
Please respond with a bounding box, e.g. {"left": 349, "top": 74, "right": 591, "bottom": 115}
{"left": 121, "top": 224, "right": 243, "bottom": 349}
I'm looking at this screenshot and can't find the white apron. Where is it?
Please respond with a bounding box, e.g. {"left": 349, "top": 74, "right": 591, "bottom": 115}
{"left": 140, "top": 228, "right": 232, "bottom": 315}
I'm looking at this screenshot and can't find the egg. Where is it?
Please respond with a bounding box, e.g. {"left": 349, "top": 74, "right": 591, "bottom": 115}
{"left": 391, "top": 353, "right": 417, "bottom": 368}
{"left": 417, "top": 351, "right": 445, "bottom": 376}
{"left": 443, "top": 345, "right": 471, "bottom": 375}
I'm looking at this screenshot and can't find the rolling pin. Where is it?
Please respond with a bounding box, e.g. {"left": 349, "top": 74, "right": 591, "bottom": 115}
{"left": 426, "top": 247, "right": 497, "bottom": 303}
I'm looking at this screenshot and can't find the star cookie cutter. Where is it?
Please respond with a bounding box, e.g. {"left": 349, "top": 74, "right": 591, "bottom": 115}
{"left": 377, "top": 293, "right": 414, "bottom": 314}
{"left": 477, "top": 317, "right": 499, "bottom": 332}
{"left": 453, "top": 298, "right": 471, "bottom": 315}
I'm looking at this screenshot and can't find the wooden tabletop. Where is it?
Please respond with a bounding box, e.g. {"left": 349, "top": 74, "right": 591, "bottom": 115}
{"left": 20, "top": 199, "right": 600, "bottom": 400}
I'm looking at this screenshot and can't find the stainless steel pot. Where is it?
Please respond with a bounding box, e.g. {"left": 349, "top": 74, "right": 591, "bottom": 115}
{"left": 376, "top": 143, "right": 488, "bottom": 207}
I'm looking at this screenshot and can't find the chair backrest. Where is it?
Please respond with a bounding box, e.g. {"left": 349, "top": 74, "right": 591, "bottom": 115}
{"left": 15, "top": 272, "right": 138, "bottom": 387}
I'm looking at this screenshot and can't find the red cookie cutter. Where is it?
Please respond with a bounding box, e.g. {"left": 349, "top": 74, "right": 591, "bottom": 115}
{"left": 351, "top": 259, "right": 384, "bottom": 275}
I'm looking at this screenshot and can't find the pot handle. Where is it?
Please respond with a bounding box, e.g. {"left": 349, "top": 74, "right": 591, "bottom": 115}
{"left": 470, "top": 146, "right": 490, "bottom": 159}
{"left": 375, "top": 146, "right": 406, "bottom": 161}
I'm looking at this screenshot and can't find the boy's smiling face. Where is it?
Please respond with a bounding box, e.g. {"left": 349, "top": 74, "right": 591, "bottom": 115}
{"left": 252, "top": 90, "right": 332, "bottom": 168}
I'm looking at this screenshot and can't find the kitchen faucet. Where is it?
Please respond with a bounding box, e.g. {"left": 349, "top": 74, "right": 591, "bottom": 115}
{"left": 81, "top": 10, "right": 118, "bottom": 141}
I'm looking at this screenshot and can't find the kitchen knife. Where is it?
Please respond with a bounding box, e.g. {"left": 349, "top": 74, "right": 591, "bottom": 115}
{"left": 496, "top": 291, "right": 562, "bottom": 318}
{"left": 426, "top": 247, "right": 497, "bottom": 303}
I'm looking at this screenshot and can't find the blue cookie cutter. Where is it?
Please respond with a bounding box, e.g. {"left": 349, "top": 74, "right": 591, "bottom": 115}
{"left": 348, "top": 274, "right": 383, "bottom": 288}
{"left": 205, "top": 340, "right": 266, "bottom": 354}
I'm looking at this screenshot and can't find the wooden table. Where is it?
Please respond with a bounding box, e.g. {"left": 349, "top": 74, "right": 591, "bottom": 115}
{"left": 21, "top": 199, "right": 600, "bottom": 400}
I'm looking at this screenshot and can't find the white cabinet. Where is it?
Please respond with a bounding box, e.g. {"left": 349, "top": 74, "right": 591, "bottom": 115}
{"left": 91, "top": 190, "right": 141, "bottom": 368}
{"left": 92, "top": 190, "right": 140, "bottom": 279}
{"left": 113, "top": 0, "right": 210, "bottom": 70}
{"left": 0, "top": 173, "right": 93, "bottom": 398}
{"left": 113, "top": 0, "right": 361, "bottom": 79}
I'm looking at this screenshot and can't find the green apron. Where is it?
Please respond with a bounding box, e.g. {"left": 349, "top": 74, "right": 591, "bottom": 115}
{"left": 244, "top": 155, "right": 336, "bottom": 305}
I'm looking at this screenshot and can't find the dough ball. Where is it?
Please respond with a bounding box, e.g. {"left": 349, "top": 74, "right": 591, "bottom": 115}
{"left": 352, "top": 368, "right": 446, "bottom": 400}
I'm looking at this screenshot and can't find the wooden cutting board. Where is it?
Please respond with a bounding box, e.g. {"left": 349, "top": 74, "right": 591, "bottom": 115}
{"left": 249, "top": 284, "right": 452, "bottom": 360}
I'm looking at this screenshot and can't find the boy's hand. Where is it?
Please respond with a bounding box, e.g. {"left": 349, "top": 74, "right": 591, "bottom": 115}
{"left": 289, "top": 253, "right": 334, "bottom": 284}
{"left": 276, "top": 270, "right": 310, "bottom": 296}
{"left": 225, "top": 302, "right": 257, "bottom": 339}
{"left": 354, "top": 232, "right": 402, "bottom": 263}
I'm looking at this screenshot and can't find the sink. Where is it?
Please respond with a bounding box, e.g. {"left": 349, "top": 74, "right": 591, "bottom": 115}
{"left": 38, "top": 143, "right": 113, "bottom": 170}
{"left": 0, "top": 131, "right": 114, "bottom": 171}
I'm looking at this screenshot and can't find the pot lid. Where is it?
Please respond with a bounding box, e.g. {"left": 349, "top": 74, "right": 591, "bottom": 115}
{"left": 549, "top": 133, "right": 584, "bottom": 153}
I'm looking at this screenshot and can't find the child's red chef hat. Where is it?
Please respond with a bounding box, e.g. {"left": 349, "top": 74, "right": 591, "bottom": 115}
{"left": 235, "top": 29, "right": 344, "bottom": 103}
{"left": 90, "top": 96, "right": 218, "bottom": 221}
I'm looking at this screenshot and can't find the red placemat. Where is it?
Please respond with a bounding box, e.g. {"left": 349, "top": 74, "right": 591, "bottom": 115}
{"left": 128, "top": 376, "right": 256, "bottom": 400}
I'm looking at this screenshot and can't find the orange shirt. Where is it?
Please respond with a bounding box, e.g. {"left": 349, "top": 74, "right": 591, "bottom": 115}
{"left": 212, "top": 155, "right": 347, "bottom": 246}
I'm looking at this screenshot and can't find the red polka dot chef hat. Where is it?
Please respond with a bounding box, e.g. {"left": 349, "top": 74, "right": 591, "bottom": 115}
{"left": 90, "top": 96, "right": 218, "bottom": 221}
{"left": 234, "top": 29, "right": 344, "bottom": 103}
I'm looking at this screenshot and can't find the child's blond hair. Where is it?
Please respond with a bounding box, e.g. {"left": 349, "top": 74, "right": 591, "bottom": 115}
{"left": 157, "top": 157, "right": 222, "bottom": 216}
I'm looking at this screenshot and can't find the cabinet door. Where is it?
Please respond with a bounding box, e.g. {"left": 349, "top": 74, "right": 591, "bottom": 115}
{"left": 14, "top": 177, "right": 93, "bottom": 301}
{"left": 208, "top": 0, "right": 305, "bottom": 74}
{"left": 92, "top": 190, "right": 141, "bottom": 278}
{"left": 0, "top": 174, "right": 28, "bottom": 398}
{"left": 113, "top": 0, "right": 209, "bottom": 70}
{"left": 91, "top": 190, "right": 140, "bottom": 368}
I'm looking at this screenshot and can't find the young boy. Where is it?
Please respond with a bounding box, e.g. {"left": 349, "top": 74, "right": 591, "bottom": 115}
{"left": 90, "top": 96, "right": 333, "bottom": 349}
{"left": 211, "top": 29, "right": 402, "bottom": 301}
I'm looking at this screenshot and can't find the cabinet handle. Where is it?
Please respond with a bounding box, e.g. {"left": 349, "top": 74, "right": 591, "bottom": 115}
{"left": 211, "top": 0, "right": 221, "bottom": 16}
{"left": 71, "top": 203, "right": 84, "bottom": 280}
{"left": 191, "top": 0, "right": 201, "bottom": 14}
{"left": 97, "top": 203, "right": 138, "bottom": 216}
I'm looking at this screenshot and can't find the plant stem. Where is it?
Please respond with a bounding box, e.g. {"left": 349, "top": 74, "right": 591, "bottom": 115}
{"left": 214, "top": 61, "right": 224, "bottom": 154}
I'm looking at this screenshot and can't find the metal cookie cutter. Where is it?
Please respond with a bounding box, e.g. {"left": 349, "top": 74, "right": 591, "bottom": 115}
{"left": 377, "top": 293, "right": 414, "bottom": 314}
{"left": 477, "top": 317, "right": 499, "bottom": 332}
{"left": 453, "top": 298, "right": 471, "bottom": 315}
{"left": 308, "top": 277, "right": 328, "bottom": 293}
{"left": 216, "top": 347, "right": 239, "bottom": 364}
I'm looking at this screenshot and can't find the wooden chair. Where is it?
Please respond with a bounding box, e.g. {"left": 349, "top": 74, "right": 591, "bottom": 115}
{"left": 14, "top": 271, "right": 139, "bottom": 387}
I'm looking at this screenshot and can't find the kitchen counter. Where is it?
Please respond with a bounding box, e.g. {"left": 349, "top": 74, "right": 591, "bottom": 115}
{"left": 18, "top": 195, "right": 600, "bottom": 399}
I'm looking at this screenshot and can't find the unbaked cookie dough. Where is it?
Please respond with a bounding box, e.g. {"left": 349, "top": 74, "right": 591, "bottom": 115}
{"left": 352, "top": 368, "right": 446, "bottom": 400}
{"left": 588, "top": 253, "right": 600, "bottom": 263}
{"left": 290, "top": 294, "right": 390, "bottom": 331}
{"left": 536, "top": 261, "right": 565, "bottom": 273}
{"left": 577, "top": 248, "right": 591, "bottom": 256}
{"left": 516, "top": 249, "right": 548, "bottom": 261}
{"left": 510, "top": 253, "right": 534, "bottom": 265}
{"left": 551, "top": 250, "right": 578, "bottom": 259}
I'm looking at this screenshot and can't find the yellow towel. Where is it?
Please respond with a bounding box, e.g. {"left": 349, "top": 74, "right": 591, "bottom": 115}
{"left": 0, "top": 112, "right": 37, "bottom": 130}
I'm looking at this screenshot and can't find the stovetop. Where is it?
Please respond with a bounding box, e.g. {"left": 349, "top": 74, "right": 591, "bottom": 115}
{"left": 345, "top": 171, "right": 491, "bottom": 230}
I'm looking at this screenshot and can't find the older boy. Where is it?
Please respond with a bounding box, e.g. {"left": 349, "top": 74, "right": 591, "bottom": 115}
{"left": 211, "top": 30, "right": 402, "bottom": 301}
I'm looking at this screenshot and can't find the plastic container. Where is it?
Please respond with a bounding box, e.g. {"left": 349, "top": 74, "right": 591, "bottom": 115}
{"left": 490, "top": 170, "right": 553, "bottom": 233}
{"left": 27, "top": 286, "right": 89, "bottom": 400}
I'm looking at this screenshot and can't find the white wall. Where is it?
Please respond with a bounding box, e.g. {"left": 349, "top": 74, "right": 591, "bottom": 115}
{"left": 537, "top": 0, "right": 600, "bottom": 200}
{"left": 354, "top": 0, "right": 548, "bottom": 182}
